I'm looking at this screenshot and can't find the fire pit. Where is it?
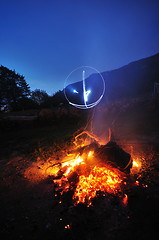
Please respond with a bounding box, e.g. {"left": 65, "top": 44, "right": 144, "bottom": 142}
{"left": 44, "top": 131, "right": 133, "bottom": 206}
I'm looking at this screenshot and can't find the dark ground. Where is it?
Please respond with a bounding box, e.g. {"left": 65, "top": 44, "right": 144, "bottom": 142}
{"left": 0, "top": 100, "right": 159, "bottom": 240}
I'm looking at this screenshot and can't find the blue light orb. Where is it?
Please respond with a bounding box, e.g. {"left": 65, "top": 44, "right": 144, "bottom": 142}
{"left": 64, "top": 66, "right": 105, "bottom": 109}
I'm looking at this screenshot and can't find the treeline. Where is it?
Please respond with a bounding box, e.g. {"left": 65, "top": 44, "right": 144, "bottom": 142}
{"left": 0, "top": 65, "right": 67, "bottom": 112}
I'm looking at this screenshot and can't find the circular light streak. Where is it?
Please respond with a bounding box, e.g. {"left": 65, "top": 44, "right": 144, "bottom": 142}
{"left": 64, "top": 66, "right": 105, "bottom": 109}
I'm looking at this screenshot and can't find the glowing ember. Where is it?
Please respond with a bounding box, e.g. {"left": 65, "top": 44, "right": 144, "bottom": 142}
{"left": 131, "top": 157, "right": 142, "bottom": 175}
{"left": 52, "top": 147, "right": 125, "bottom": 206}
{"left": 64, "top": 224, "right": 71, "bottom": 229}
{"left": 135, "top": 180, "right": 140, "bottom": 186}
{"left": 122, "top": 193, "right": 128, "bottom": 205}
{"left": 133, "top": 160, "right": 140, "bottom": 168}
{"left": 73, "top": 166, "right": 123, "bottom": 205}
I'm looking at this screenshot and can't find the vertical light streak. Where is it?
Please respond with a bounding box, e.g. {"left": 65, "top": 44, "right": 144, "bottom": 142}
{"left": 82, "top": 70, "right": 87, "bottom": 108}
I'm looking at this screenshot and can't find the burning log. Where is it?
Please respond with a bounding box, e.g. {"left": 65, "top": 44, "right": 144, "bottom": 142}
{"left": 68, "top": 142, "right": 99, "bottom": 156}
{"left": 96, "top": 141, "right": 132, "bottom": 173}
{"left": 69, "top": 140, "right": 132, "bottom": 173}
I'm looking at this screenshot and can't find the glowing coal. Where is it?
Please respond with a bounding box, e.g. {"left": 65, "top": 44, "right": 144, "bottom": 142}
{"left": 50, "top": 131, "right": 132, "bottom": 205}
{"left": 73, "top": 165, "right": 124, "bottom": 205}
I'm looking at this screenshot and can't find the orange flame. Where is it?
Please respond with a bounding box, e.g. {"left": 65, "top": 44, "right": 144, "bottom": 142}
{"left": 131, "top": 157, "right": 142, "bottom": 175}
{"left": 62, "top": 156, "right": 84, "bottom": 176}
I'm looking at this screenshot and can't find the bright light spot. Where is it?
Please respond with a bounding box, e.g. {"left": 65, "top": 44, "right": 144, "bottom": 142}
{"left": 133, "top": 160, "right": 139, "bottom": 167}
{"left": 73, "top": 89, "right": 78, "bottom": 94}
{"left": 62, "top": 156, "right": 84, "bottom": 176}
{"left": 84, "top": 89, "right": 91, "bottom": 102}
{"left": 131, "top": 158, "right": 141, "bottom": 174}
{"left": 88, "top": 151, "right": 94, "bottom": 158}
{"left": 65, "top": 224, "right": 71, "bottom": 229}
{"left": 135, "top": 180, "right": 139, "bottom": 186}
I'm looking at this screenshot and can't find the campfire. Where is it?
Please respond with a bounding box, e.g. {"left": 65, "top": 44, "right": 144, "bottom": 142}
{"left": 25, "top": 130, "right": 145, "bottom": 207}
{"left": 42, "top": 130, "right": 136, "bottom": 206}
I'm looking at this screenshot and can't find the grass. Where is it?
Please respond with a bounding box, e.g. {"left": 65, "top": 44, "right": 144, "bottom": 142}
{"left": 0, "top": 119, "right": 82, "bottom": 160}
{"left": 0, "top": 106, "right": 91, "bottom": 159}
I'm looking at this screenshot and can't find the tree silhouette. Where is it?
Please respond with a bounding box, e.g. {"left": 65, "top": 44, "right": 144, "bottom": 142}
{"left": 0, "top": 65, "right": 30, "bottom": 111}
{"left": 51, "top": 90, "right": 67, "bottom": 106}
{"left": 31, "top": 89, "right": 49, "bottom": 105}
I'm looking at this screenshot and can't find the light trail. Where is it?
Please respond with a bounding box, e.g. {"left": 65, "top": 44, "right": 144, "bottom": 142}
{"left": 82, "top": 70, "right": 87, "bottom": 108}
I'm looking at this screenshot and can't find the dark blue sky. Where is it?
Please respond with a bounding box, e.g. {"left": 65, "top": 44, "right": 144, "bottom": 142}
{"left": 0, "top": 0, "right": 159, "bottom": 95}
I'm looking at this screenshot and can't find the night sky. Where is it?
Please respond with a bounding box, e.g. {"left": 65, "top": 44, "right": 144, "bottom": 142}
{"left": 0, "top": 0, "right": 159, "bottom": 95}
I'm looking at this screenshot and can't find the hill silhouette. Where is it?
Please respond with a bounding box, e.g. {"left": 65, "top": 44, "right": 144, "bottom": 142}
{"left": 101, "top": 53, "right": 159, "bottom": 102}
{"left": 64, "top": 53, "right": 159, "bottom": 104}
